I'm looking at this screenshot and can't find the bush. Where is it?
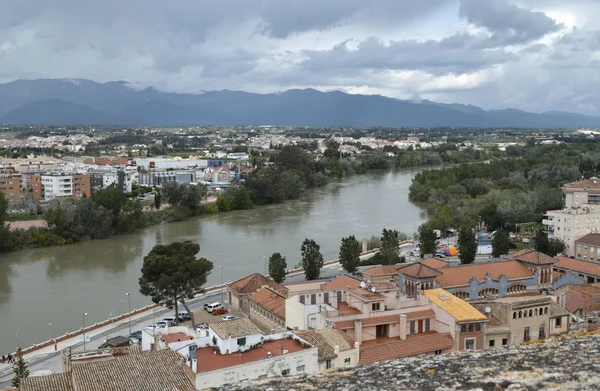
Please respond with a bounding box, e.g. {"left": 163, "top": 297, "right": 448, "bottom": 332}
{"left": 204, "top": 203, "right": 219, "bottom": 214}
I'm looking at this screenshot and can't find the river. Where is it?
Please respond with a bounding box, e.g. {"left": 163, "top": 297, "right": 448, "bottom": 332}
{"left": 0, "top": 169, "right": 424, "bottom": 353}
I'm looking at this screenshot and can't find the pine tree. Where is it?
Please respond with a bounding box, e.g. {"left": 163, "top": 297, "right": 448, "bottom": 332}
{"left": 339, "top": 235, "right": 361, "bottom": 274}
{"left": 418, "top": 223, "right": 437, "bottom": 257}
{"left": 301, "top": 238, "right": 324, "bottom": 280}
{"left": 492, "top": 229, "right": 510, "bottom": 258}
{"left": 11, "top": 348, "right": 29, "bottom": 388}
{"left": 457, "top": 224, "right": 477, "bottom": 264}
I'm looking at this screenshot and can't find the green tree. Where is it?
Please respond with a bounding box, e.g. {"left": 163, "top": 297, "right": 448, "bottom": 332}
{"left": 72, "top": 198, "right": 113, "bottom": 239}
{"left": 216, "top": 194, "right": 231, "bottom": 211}
{"left": 534, "top": 229, "right": 549, "bottom": 254}
{"left": 161, "top": 181, "right": 183, "bottom": 206}
{"left": 181, "top": 184, "right": 207, "bottom": 211}
{"left": 339, "top": 235, "right": 361, "bottom": 273}
{"left": 380, "top": 229, "right": 401, "bottom": 265}
{"left": 92, "top": 184, "right": 127, "bottom": 227}
{"left": 301, "top": 238, "right": 324, "bottom": 280}
{"left": 0, "top": 191, "right": 8, "bottom": 223}
{"left": 0, "top": 192, "right": 13, "bottom": 252}
{"left": 548, "top": 238, "right": 566, "bottom": 257}
{"left": 154, "top": 191, "right": 162, "bottom": 210}
{"left": 457, "top": 224, "right": 477, "bottom": 264}
{"left": 430, "top": 201, "right": 455, "bottom": 233}
{"left": 281, "top": 170, "right": 305, "bottom": 199}
{"left": 418, "top": 223, "right": 437, "bottom": 257}
{"left": 139, "top": 241, "right": 213, "bottom": 329}
{"left": 224, "top": 186, "right": 252, "bottom": 210}
{"left": 491, "top": 229, "right": 510, "bottom": 257}
{"left": 268, "top": 252, "right": 287, "bottom": 283}
{"left": 11, "top": 348, "right": 29, "bottom": 388}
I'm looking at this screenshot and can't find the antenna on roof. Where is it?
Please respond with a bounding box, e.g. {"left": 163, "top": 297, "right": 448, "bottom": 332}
{"left": 360, "top": 281, "right": 367, "bottom": 289}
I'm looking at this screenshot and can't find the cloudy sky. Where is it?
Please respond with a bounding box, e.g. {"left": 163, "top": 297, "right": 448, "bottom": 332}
{"left": 1, "top": 0, "right": 599, "bottom": 114}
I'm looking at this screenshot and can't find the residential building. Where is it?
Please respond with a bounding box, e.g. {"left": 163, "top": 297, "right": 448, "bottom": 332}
{"left": 504, "top": 249, "right": 557, "bottom": 290}
{"left": 543, "top": 178, "right": 600, "bottom": 256}
{"left": 0, "top": 174, "right": 22, "bottom": 199}
{"left": 249, "top": 287, "right": 286, "bottom": 331}
{"left": 20, "top": 349, "right": 195, "bottom": 391}
{"left": 574, "top": 233, "right": 600, "bottom": 262}
{"left": 227, "top": 273, "right": 288, "bottom": 314}
{"left": 40, "top": 173, "right": 91, "bottom": 200}
{"left": 471, "top": 295, "right": 570, "bottom": 347}
{"left": 564, "top": 283, "right": 600, "bottom": 317}
{"left": 296, "top": 328, "right": 359, "bottom": 371}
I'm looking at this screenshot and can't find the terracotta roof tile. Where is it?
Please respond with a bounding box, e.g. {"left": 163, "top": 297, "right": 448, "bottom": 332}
{"left": 296, "top": 328, "right": 354, "bottom": 361}
{"left": 322, "top": 274, "right": 362, "bottom": 290}
{"left": 71, "top": 349, "right": 195, "bottom": 391}
{"left": 333, "top": 320, "right": 355, "bottom": 329}
{"left": 22, "top": 373, "right": 74, "bottom": 391}
{"left": 348, "top": 287, "right": 386, "bottom": 301}
{"left": 507, "top": 249, "right": 557, "bottom": 265}
{"left": 406, "top": 309, "right": 436, "bottom": 320}
{"left": 421, "top": 257, "right": 451, "bottom": 269}
{"left": 249, "top": 287, "right": 286, "bottom": 318}
{"left": 555, "top": 256, "right": 600, "bottom": 278}
{"left": 209, "top": 317, "right": 263, "bottom": 339}
{"left": 362, "top": 315, "right": 402, "bottom": 326}
{"left": 358, "top": 332, "right": 454, "bottom": 364}
{"left": 228, "top": 273, "right": 287, "bottom": 295}
{"left": 435, "top": 260, "right": 532, "bottom": 288}
{"left": 397, "top": 263, "right": 443, "bottom": 278}
{"left": 575, "top": 233, "right": 600, "bottom": 247}
{"left": 422, "top": 289, "right": 487, "bottom": 323}
{"left": 362, "top": 265, "right": 400, "bottom": 277}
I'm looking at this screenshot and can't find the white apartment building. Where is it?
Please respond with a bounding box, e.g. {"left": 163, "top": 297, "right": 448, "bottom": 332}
{"left": 544, "top": 178, "right": 600, "bottom": 256}
{"left": 41, "top": 174, "right": 73, "bottom": 200}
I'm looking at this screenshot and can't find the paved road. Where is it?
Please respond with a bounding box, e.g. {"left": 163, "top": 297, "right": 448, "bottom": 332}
{"left": 0, "top": 292, "right": 221, "bottom": 389}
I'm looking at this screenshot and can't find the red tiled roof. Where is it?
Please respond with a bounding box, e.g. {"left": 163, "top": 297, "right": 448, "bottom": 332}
{"left": 229, "top": 273, "right": 287, "bottom": 296}
{"left": 162, "top": 332, "right": 193, "bottom": 346}
{"left": 362, "top": 265, "right": 399, "bottom": 277}
{"left": 575, "top": 233, "right": 600, "bottom": 247}
{"left": 249, "top": 287, "right": 286, "bottom": 318}
{"left": 362, "top": 315, "right": 401, "bottom": 326}
{"left": 322, "top": 274, "right": 362, "bottom": 290}
{"left": 421, "top": 258, "right": 450, "bottom": 269}
{"left": 333, "top": 320, "right": 355, "bottom": 329}
{"left": 358, "top": 332, "right": 454, "bottom": 364}
{"left": 508, "top": 249, "right": 557, "bottom": 265}
{"left": 348, "top": 287, "right": 386, "bottom": 301}
{"left": 406, "top": 309, "right": 436, "bottom": 320}
{"left": 555, "top": 256, "right": 600, "bottom": 278}
{"left": 337, "top": 302, "right": 362, "bottom": 315}
{"left": 397, "top": 263, "right": 443, "bottom": 278}
{"left": 435, "top": 261, "right": 533, "bottom": 288}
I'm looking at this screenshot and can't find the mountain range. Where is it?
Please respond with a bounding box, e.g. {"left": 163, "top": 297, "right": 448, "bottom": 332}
{"left": 0, "top": 78, "right": 599, "bottom": 128}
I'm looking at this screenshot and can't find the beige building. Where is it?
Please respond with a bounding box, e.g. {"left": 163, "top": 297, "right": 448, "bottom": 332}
{"left": 249, "top": 287, "right": 286, "bottom": 331}
{"left": 544, "top": 178, "right": 600, "bottom": 256}
{"left": 574, "top": 233, "right": 600, "bottom": 262}
{"left": 227, "top": 273, "right": 288, "bottom": 314}
{"left": 471, "top": 296, "right": 570, "bottom": 348}
{"left": 296, "top": 328, "right": 360, "bottom": 371}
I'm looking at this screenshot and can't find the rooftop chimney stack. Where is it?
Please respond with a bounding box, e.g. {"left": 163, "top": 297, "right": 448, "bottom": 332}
{"left": 400, "top": 314, "right": 407, "bottom": 340}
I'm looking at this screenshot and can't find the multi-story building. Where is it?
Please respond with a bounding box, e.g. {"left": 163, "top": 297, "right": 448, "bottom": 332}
{"left": 471, "top": 296, "right": 570, "bottom": 347}
{"left": 249, "top": 287, "right": 286, "bottom": 332}
{"left": 0, "top": 174, "right": 22, "bottom": 199}
{"left": 41, "top": 173, "right": 91, "bottom": 200}
{"left": 227, "top": 273, "right": 288, "bottom": 314}
{"left": 544, "top": 178, "right": 600, "bottom": 256}
{"left": 574, "top": 233, "right": 600, "bottom": 262}
{"left": 138, "top": 171, "right": 196, "bottom": 187}
{"left": 564, "top": 283, "right": 600, "bottom": 317}
{"left": 554, "top": 256, "right": 600, "bottom": 284}
{"left": 296, "top": 328, "right": 359, "bottom": 371}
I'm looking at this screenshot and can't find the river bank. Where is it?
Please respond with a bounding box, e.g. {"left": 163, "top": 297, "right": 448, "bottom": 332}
{"left": 0, "top": 169, "right": 425, "bottom": 354}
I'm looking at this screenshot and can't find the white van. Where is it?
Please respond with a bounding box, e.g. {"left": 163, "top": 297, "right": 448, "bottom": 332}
{"left": 205, "top": 302, "right": 224, "bottom": 313}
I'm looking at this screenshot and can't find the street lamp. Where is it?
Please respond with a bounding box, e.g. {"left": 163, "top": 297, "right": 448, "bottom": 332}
{"left": 126, "top": 293, "right": 132, "bottom": 335}
{"left": 49, "top": 322, "right": 52, "bottom": 342}
{"left": 82, "top": 312, "right": 88, "bottom": 351}
{"left": 263, "top": 256, "right": 267, "bottom": 275}
{"left": 220, "top": 266, "right": 224, "bottom": 304}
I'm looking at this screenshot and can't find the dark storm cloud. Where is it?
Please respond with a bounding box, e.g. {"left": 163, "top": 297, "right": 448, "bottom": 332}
{"left": 459, "top": 0, "right": 561, "bottom": 45}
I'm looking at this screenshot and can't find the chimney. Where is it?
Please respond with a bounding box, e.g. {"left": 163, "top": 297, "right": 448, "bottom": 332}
{"left": 334, "top": 345, "right": 340, "bottom": 355}
{"left": 354, "top": 319, "right": 363, "bottom": 345}
{"left": 354, "top": 341, "right": 360, "bottom": 349}
{"left": 399, "top": 314, "right": 407, "bottom": 340}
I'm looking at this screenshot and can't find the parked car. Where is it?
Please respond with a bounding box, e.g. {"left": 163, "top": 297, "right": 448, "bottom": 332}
{"left": 221, "top": 316, "right": 236, "bottom": 321}
{"left": 178, "top": 312, "right": 192, "bottom": 321}
{"left": 212, "top": 308, "right": 227, "bottom": 316}
{"left": 162, "top": 317, "right": 178, "bottom": 324}
{"left": 205, "top": 302, "right": 224, "bottom": 313}
{"left": 130, "top": 331, "right": 142, "bottom": 339}
{"left": 156, "top": 321, "right": 175, "bottom": 328}
{"left": 409, "top": 250, "right": 420, "bottom": 257}
{"left": 97, "top": 342, "right": 108, "bottom": 349}
{"left": 145, "top": 324, "right": 159, "bottom": 330}
{"left": 195, "top": 322, "right": 209, "bottom": 331}
{"left": 435, "top": 252, "right": 447, "bottom": 258}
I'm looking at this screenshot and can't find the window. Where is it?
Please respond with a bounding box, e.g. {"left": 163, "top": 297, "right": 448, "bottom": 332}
{"left": 410, "top": 321, "right": 416, "bottom": 335}
{"left": 282, "top": 369, "right": 290, "bottom": 376}
{"left": 324, "top": 292, "right": 329, "bottom": 305}
{"left": 344, "top": 358, "right": 351, "bottom": 367}
{"left": 434, "top": 349, "right": 443, "bottom": 355}
{"left": 299, "top": 295, "right": 305, "bottom": 305}
{"left": 425, "top": 319, "right": 430, "bottom": 332}
{"left": 465, "top": 339, "right": 475, "bottom": 350}
{"left": 468, "top": 324, "right": 474, "bottom": 332}
{"left": 529, "top": 309, "right": 533, "bottom": 317}
{"left": 237, "top": 337, "right": 246, "bottom": 346}
{"left": 325, "top": 360, "right": 332, "bottom": 369}
{"left": 489, "top": 339, "right": 495, "bottom": 348}
{"left": 502, "top": 338, "right": 508, "bottom": 346}
{"left": 372, "top": 303, "right": 381, "bottom": 311}
{"left": 475, "top": 324, "right": 481, "bottom": 332}
{"left": 461, "top": 325, "right": 466, "bottom": 332}
{"left": 311, "top": 294, "right": 316, "bottom": 305}
{"left": 539, "top": 323, "right": 546, "bottom": 339}
{"left": 524, "top": 327, "right": 530, "bottom": 342}
{"left": 513, "top": 312, "right": 516, "bottom": 319}
{"left": 296, "top": 365, "right": 305, "bottom": 373}
{"left": 555, "top": 317, "right": 562, "bottom": 328}
{"left": 544, "top": 307, "right": 548, "bottom": 314}
{"left": 519, "top": 311, "right": 522, "bottom": 318}
{"left": 337, "top": 291, "right": 342, "bottom": 303}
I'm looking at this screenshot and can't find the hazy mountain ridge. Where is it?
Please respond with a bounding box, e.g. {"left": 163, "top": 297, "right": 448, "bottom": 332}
{"left": 1, "top": 79, "right": 599, "bottom": 127}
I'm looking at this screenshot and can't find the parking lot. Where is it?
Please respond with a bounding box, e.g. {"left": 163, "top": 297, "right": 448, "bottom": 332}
{"left": 176, "top": 303, "right": 246, "bottom": 329}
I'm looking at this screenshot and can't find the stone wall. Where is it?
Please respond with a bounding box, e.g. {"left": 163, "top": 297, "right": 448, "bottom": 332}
{"left": 218, "top": 333, "right": 600, "bottom": 391}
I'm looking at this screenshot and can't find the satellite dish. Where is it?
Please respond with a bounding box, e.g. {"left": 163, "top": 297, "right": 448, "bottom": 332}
{"left": 485, "top": 306, "right": 491, "bottom": 314}
{"left": 367, "top": 285, "right": 373, "bottom": 292}
{"left": 371, "top": 287, "right": 377, "bottom": 293}
{"left": 360, "top": 281, "right": 367, "bottom": 289}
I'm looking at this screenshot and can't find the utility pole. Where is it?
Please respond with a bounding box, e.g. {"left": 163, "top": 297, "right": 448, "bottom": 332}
{"left": 82, "top": 312, "right": 88, "bottom": 351}
{"left": 220, "top": 266, "right": 224, "bottom": 304}
{"left": 126, "top": 293, "right": 132, "bottom": 335}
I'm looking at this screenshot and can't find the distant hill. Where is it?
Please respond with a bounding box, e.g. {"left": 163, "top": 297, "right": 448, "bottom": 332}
{"left": 1, "top": 78, "right": 599, "bottom": 128}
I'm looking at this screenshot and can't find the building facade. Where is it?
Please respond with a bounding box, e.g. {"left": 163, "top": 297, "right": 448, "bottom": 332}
{"left": 0, "top": 174, "right": 22, "bottom": 199}
{"left": 574, "top": 233, "right": 600, "bottom": 262}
